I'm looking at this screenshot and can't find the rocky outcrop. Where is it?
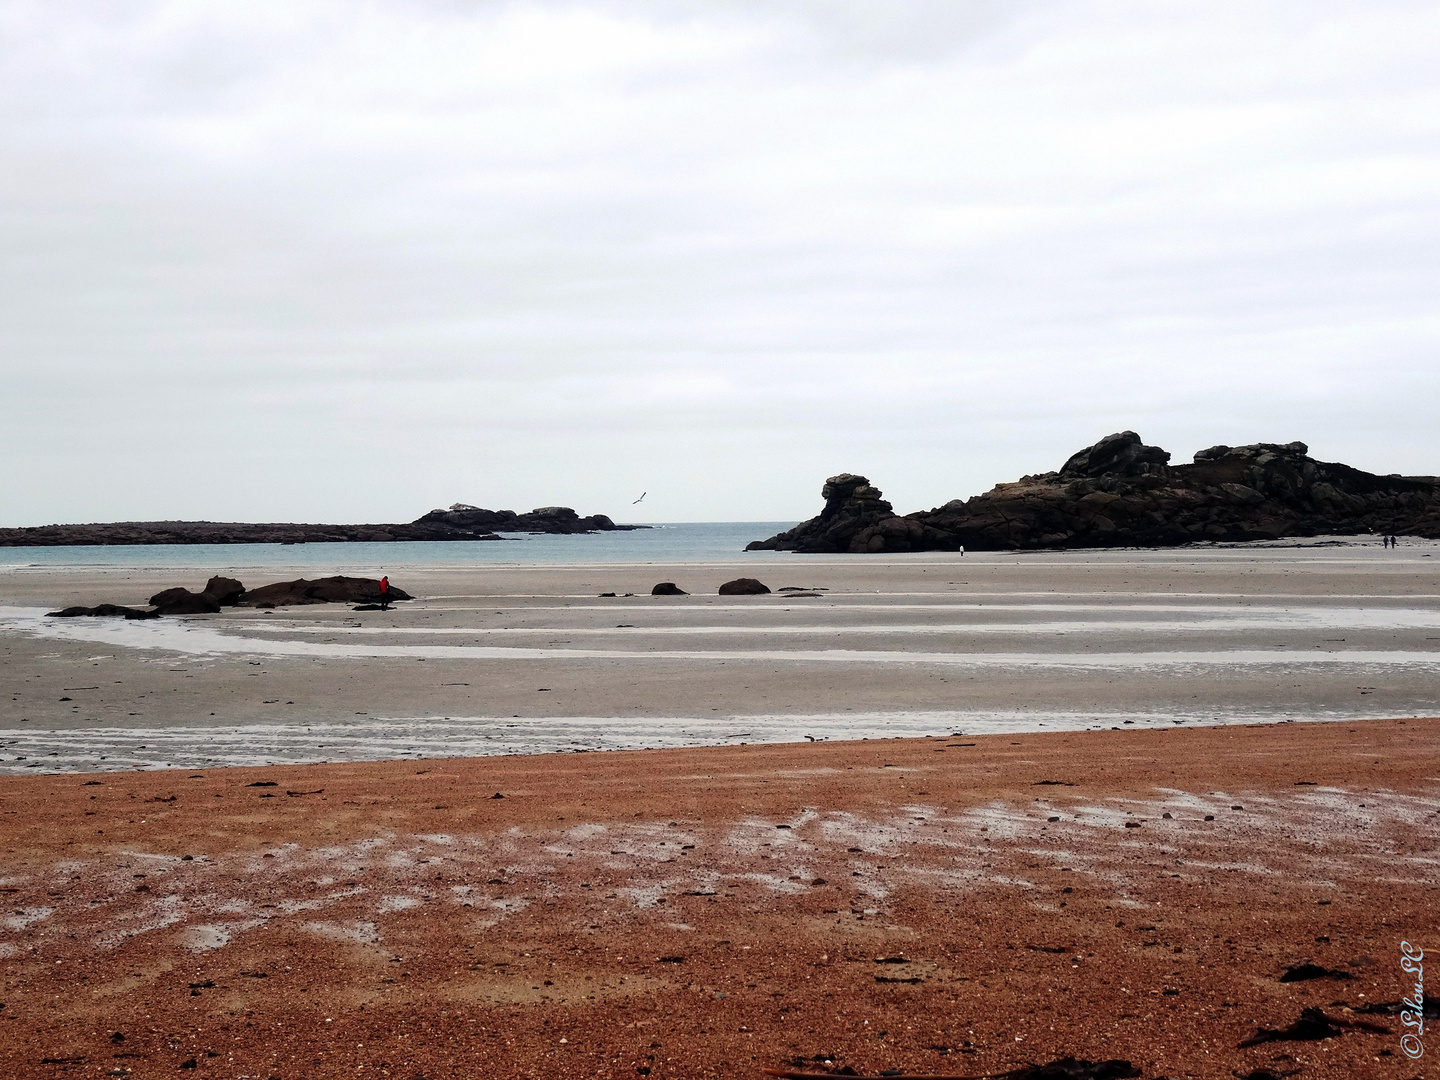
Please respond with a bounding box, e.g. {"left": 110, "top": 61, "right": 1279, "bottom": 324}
{"left": 1059, "top": 430, "right": 1171, "bottom": 479}
{"left": 237, "top": 577, "right": 413, "bottom": 608}
{"left": 651, "top": 582, "right": 687, "bottom": 596}
{"left": 0, "top": 504, "right": 643, "bottom": 547}
{"left": 718, "top": 578, "right": 771, "bottom": 595}
{"left": 744, "top": 474, "right": 954, "bottom": 555}
{"left": 46, "top": 576, "right": 410, "bottom": 618}
{"left": 748, "top": 433, "right": 1440, "bottom": 552}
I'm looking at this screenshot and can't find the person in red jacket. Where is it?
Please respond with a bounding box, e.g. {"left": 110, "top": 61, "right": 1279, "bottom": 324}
{"left": 379, "top": 575, "right": 390, "bottom": 610}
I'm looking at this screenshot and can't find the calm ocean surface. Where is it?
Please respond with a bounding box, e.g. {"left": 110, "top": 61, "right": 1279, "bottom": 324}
{"left": 0, "top": 522, "right": 798, "bottom": 571}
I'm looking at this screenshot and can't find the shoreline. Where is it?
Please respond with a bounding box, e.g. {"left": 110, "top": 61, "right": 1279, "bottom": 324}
{"left": 0, "top": 709, "right": 1417, "bottom": 777}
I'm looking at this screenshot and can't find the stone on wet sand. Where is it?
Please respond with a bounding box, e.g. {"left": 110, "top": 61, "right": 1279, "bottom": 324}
{"left": 717, "top": 577, "right": 771, "bottom": 595}
{"left": 45, "top": 604, "right": 158, "bottom": 620}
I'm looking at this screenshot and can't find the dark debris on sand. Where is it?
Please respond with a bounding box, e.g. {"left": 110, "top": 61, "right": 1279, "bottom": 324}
{"left": 1277, "top": 962, "right": 1353, "bottom": 982}
{"left": 1357, "top": 993, "right": 1440, "bottom": 1018}
{"left": 1237, "top": 1006, "right": 1391, "bottom": 1047}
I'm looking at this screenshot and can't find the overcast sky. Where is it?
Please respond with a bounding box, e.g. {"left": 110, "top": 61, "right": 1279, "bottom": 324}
{"left": 2, "top": 1, "right": 1438, "bottom": 526}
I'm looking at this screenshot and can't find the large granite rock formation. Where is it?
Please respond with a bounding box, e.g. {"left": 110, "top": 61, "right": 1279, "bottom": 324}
{"left": 0, "top": 504, "right": 642, "bottom": 547}
{"left": 745, "top": 473, "right": 955, "bottom": 555}
{"left": 748, "top": 433, "right": 1440, "bottom": 552}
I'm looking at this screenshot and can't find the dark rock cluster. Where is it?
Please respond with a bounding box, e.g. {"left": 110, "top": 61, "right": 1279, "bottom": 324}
{"left": 1, "top": 503, "right": 641, "bottom": 547}
{"left": 47, "top": 576, "right": 411, "bottom": 618}
{"left": 748, "top": 432, "right": 1440, "bottom": 553}
{"left": 237, "top": 576, "right": 413, "bottom": 608}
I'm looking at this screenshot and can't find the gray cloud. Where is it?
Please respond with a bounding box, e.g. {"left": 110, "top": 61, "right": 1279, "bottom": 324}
{"left": 2, "top": 0, "right": 1438, "bottom": 525}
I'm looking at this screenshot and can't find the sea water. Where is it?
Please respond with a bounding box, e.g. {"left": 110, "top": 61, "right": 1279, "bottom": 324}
{"left": 0, "top": 522, "right": 798, "bottom": 571}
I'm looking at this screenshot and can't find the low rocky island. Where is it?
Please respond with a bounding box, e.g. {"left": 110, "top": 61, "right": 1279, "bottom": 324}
{"left": 748, "top": 432, "right": 1440, "bottom": 552}
{"left": 0, "top": 503, "right": 642, "bottom": 547}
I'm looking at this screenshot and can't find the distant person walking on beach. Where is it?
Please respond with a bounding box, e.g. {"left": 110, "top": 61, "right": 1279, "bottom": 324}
{"left": 379, "top": 575, "right": 390, "bottom": 610}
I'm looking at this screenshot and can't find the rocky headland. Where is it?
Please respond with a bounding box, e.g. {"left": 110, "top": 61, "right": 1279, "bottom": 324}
{"left": 748, "top": 432, "right": 1440, "bottom": 552}
{"left": 0, "top": 503, "right": 641, "bottom": 547}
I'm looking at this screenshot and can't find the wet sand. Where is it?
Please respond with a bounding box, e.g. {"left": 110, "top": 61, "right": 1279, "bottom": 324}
{"left": 0, "top": 719, "right": 1434, "bottom": 1079}
{"left": 3, "top": 546, "right": 1440, "bottom": 771}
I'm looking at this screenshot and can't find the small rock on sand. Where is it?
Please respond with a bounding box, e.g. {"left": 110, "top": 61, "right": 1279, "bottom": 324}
{"left": 718, "top": 577, "right": 770, "bottom": 595}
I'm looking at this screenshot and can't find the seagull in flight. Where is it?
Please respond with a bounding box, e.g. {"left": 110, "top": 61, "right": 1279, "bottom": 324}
{"left": 632, "top": 492, "right": 646, "bottom": 504}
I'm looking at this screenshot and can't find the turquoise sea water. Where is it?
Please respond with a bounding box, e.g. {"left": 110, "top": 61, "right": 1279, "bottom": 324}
{"left": 0, "top": 521, "right": 798, "bottom": 570}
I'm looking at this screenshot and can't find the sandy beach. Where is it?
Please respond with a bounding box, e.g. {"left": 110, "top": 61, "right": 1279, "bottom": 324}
{"left": 3, "top": 545, "right": 1439, "bottom": 771}
{"left": 1, "top": 545, "right": 1437, "bottom": 1077}
{"left": 10, "top": 1, "right": 1440, "bottom": 1075}
{"left": 0, "top": 720, "right": 1434, "bottom": 1079}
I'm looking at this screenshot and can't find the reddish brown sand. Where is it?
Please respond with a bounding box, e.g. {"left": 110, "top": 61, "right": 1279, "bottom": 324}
{"left": 1, "top": 720, "right": 1435, "bottom": 1080}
